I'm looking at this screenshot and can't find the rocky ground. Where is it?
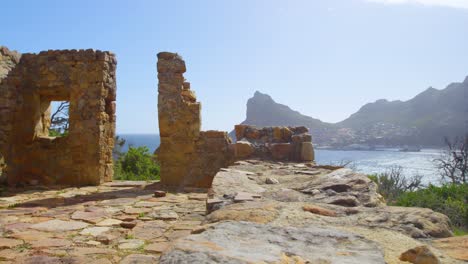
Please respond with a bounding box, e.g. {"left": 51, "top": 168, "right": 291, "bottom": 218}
{"left": 0, "top": 160, "right": 466, "bottom": 263}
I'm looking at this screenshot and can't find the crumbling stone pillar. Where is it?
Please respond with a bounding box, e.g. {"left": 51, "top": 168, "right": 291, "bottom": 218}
{"left": 0, "top": 48, "right": 116, "bottom": 186}
{"left": 157, "top": 52, "right": 232, "bottom": 188}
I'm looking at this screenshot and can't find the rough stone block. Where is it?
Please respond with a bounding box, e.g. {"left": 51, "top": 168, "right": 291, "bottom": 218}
{"left": 234, "top": 141, "right": 254, "bottom": 159}
{"left": 270, "top": 143, "right": 292, "bottom": 160}
{"left": 301, "top": 142, "right": 314, "bottom": 161}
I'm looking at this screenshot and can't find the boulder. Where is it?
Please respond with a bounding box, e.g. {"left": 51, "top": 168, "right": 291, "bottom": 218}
{"left": 399, "top": 246, "right": 440, "bottom": 264}
{"left": 299, "top": 168, "right": 384, "bottom": 207}
{"left": 265, "top": 177, "right": 279, "bottom": 184}
{"left": 357, "top": 206, "right": 452, "bottom": 238}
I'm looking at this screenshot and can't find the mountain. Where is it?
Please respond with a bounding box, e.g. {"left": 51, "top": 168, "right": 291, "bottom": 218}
{"left": 242, "top": 91, "right": 331, "bottom": 129}
{"left": 231, "top": 91, "right": 334, "bottom": 144}
{"left": 235, "top": 76, "right": 468, "bottom": 147}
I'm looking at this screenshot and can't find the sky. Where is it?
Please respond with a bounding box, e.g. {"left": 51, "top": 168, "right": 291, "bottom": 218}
{"left": 1, "top": 0, "right": 468, "bottom": 133}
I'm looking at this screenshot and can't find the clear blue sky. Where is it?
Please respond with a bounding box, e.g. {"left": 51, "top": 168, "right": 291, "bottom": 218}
{"left": 1, "top": 0, "right": 468, "bottom": 133}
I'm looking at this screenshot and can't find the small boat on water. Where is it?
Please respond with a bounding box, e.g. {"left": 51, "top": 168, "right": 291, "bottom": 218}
{"left": 398, "top": 146, "right": 421, "bottom": 152}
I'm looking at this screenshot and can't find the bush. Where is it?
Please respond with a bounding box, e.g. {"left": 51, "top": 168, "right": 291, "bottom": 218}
{"left": 114, "top": 146, "right": 160, "bottom": 181}
{"left": 368, "top": 166, "right": 423, "bottom": 203}
{"left": 395, "top": 184, "right": 468, "bottom": 229}
{"left": 49, "top": 129, "right": 68, "bottom": 137}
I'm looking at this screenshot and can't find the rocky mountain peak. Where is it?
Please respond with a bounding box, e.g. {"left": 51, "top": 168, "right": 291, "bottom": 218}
{"left": 250, "top": 91, "right": 275, "bottom": 103}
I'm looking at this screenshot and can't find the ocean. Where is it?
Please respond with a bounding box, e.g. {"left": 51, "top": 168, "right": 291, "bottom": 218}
{"left": 118, "top": 134, "right": 443, "bottom": 184}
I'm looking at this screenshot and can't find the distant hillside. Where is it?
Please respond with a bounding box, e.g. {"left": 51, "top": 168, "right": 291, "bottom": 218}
{"left": 234, "top": 76, "right": 468, "bottom": 147}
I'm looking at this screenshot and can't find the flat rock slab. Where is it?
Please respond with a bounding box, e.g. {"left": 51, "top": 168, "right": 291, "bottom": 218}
{"left": 96, "top": 218, "right": 122, "bottom": 227}
{"left": 80, "top": 226, "right": 110, "bottom": 237}
{"left": 120, "top": 254, "right": 159, "bottom": 264}
{"left": 0, "top": 237, "right": 23, "bottom": 249}
{"left": 30, "top": 238, "right": 72, "bottom": 248}
{"left": 145, "top": 242, "right": 171, "bottom": 253}
{"left": 149, "top": 210, "right": 179, "bottom": 221}
{"left": 294, "top": 170, "right": 321, "bottom": 175}
{"left": 30, "top": 219, "right": 89, "bottom": 232}
{"left": 212, "top": 170, "right": 266, "bottom": 196}
{"left": 16, "top": 255, "right": 62, "bottom": 264}
{"left": 103, "top": 181, "right": 148, "bottom": 187}
{"left": 124, "top": 207, "right": 152, "bottom": 215}
{"left": 131, "top": 221, "right": 166, "bottom": 240}
{"left": 71, "top": 210, "right": 107, "bottom": 224}
{"left": 99, "top": 198, "right": 136, "bottom": 207}
{"left": 432, "top": 235, "right": 468, "bottom": 261}
{"left": 160, "top": 221, "right": 385, "bottom": 264}
{"left": 188, "top": 193, "right": 207, "bottom": 201}
{"left": 118, "top": 239, "right": 145, "bottom": 250}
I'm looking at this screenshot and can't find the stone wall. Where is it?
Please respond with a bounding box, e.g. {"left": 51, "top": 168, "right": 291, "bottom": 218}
{"left": 157, "top": 52, "right": 232, "bottom": 188}
{"left": 233, "top": 125, "right": 314, "bottom": 162}
{"left": 0, "top": 48, "right": 116, "bottom": 186}
{"left": 0, "top": 47, "right": 21, "bottom": 180}
{"left": 0, "top": 46, "right": 21, "bottom": 80}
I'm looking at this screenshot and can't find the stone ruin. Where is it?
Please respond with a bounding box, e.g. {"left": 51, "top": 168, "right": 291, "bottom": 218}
{"left": 233, "top": 125, "right": 315, "bottom": 161}
{"left": 0, "top": 47, "right": 116, "bottom": 186}
{"left": 157, "top": 52, "right": 233, "bottom": 188}
{"left": 0, "top": 47, "right": 313, "bottom": 188}
{"left": 157, "top": 52, "right": 315, "bottom": 188}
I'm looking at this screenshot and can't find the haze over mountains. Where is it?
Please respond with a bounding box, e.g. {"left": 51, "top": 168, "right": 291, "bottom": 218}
{"left": 235, "top": 76, "right": 468, "bottom": 147}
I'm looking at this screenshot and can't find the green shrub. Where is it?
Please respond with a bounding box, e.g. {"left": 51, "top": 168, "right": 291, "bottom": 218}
{"left": 49, "top": 129, "right": 68, "bottom": 137}
{"left": 114, "top": 146, "right": 160, "bottom": 181}
{"left": 396, "top": 184, "right": 468, "bottom": 230}
{"left": 368, "top": 174, "right": 378, "bottom": 184}
{"left": 367, "top": 166, "right": 422, "bottom": 203}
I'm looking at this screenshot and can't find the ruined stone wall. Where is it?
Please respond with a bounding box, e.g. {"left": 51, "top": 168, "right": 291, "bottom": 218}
{"left": 234, "top": 125, "right": 315, "bottom": 162}
{"left": 0, "top": 47, "right": 21, "bottom": 179}
{"left": 157, "top": 52, "right": 232, "bottom": 188}
{"left": 0, "top": 47, "right": 21, "bottom": 80}
{"left": 0, "top": 49, "right": 116, "bottom": 186}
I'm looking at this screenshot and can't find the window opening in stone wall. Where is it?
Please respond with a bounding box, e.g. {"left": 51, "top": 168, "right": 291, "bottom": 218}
{"left": 49, "top": 101, "right": 70, "bottom": 137}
